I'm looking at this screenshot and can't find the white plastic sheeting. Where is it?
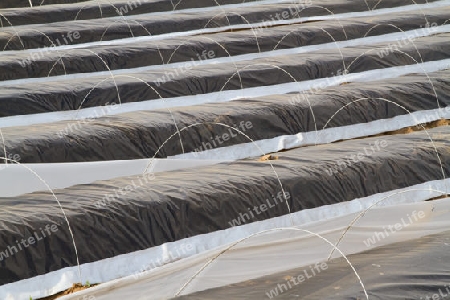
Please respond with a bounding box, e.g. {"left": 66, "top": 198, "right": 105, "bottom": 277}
{"left": 2, "top": 106, "right": 448, "bottom": 197}
{"left": 7, "top": 190, "right": 448, "bottom": 300}
{"left": 1, "top": 58, "right": 449, "bottom": 129}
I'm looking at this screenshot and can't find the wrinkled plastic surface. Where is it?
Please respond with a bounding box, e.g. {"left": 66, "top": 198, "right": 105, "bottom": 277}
{"left": 1, "top": 0, "right": 450, "bottom": 297}
{"left": 2, "top": 70, "right": 449, "bottom": 163}
{"left": 0, "top": 33, "right": 449, "bottom": 120}
{"left": 0, "top": 126, "right": 448, "bottom": 285}
{"left": 0, "top": 0, "right": 260, "bottom": 23}
{"left": 1, "top": 6, "right": 449, "bottom": 81}
{"left": 0, "top": 0, "right": 435, "bottom": 49}
{"left": 57, "top": 198, "right": 450, "bottom": 299}
{"left": 0, "top": 0, "right": 89, "bottom": 9}
{"left": 178, "top": 228, "right": 450, "bottom": 300}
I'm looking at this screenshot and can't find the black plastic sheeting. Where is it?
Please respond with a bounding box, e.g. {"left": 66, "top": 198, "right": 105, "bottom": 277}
{"left": 0, "top": 0, "right": 435, "bottom": 50}
{"left": 0, "top": 126, "right": 448, "bottom": 285}
{"left": 0, "top": 0, "right": 89, "bottom": 9}
{"left": 1, "top": 6, "right": 448, "bottom": 81}
{"left": 2, "top": 70, "right": 450, "bottom": 163}
{"left": 1, "top": 33, "right": 449, "bottom": 118}
{"left": 0, "top": 0, "right": 262, "bottom": 25}
{"left": 177, "top": 229, "right": 450, "bottom": 300}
